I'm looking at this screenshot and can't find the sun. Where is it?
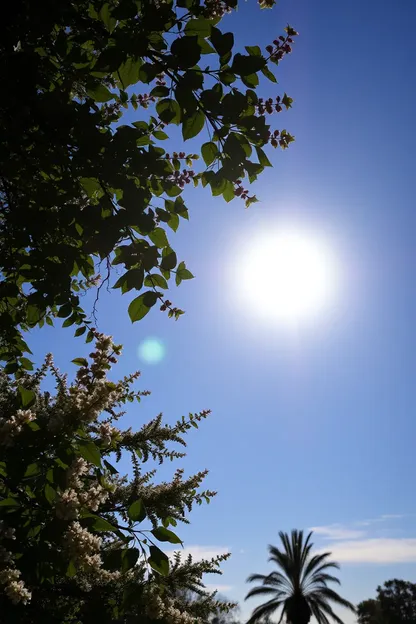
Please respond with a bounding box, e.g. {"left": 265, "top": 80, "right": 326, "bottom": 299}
{"left": 238, "top": 228, "right": 337, "bottom": 324}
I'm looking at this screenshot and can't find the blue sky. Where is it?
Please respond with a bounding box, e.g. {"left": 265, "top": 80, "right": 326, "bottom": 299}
{"left": 27, "top": 0, "right": 416, "bottom": 620}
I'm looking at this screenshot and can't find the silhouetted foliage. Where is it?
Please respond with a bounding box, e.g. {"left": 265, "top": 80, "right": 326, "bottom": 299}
{"left": 0, "top": 333, "right": 234, "bottom": 621}
{"left": 357, "top": 580, "right": 416, "bottom": 624}
{"left": 0, "top": 0, "right": 297, "bottom": 371}
{"left": 245, "top": 530, "right": 355, "bottom": 624}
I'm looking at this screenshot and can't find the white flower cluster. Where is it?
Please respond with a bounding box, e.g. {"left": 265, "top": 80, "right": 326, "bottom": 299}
{"left": 79, "top": 483, "right": 109, "bottom": 512}
{"left": 55, "top": 455, "right": 109, "bottom": 520}
{"left": 56, "top": 482, "right": 109, "bottom": 520}
{"left": 144, "top": 591, "right": 199, "bottom": 624}
{"left": 98, "top": 421, "right": 119, "bottom": 446}
{"left": 67, "top": 457, "right": 89, "bottom": 490}
{"left": 0, "top": 531, "right": 31, "bottom": 605}
{"left": 63, "top": 379, "right": 117, "bottom": 426}
{"left": 62, "top": 522, "right": 121, "bottom": 584}
{"left": 47, "top": 334, "right": 123, "bottom": 431}
{"left": 0, "top": 568, "right": 31, "bottom": 605}
{"left": 0, "top": 522, "right": 15, "bottom": 541}
{"left": 0, "top": 409, "right": 35, "bottom": 446}
{"left": 63, "top": 521, "right": 102, "bottom": 571}
{"left": 55, "top": 488, "right": 80, "bottom": 520}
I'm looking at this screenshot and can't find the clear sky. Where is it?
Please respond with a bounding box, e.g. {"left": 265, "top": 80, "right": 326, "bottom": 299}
{"left": 28, "top": 0, "right": 416, "bottom": 621}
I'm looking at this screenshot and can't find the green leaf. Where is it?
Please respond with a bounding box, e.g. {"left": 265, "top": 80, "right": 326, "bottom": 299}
{"left": 261, "top": 65, "right": 277, "bottom": 83}
{"left": 0, "top": 498, "right": 20, "bottom": 507}
{"left": 210, "top": 28, "right": 234, "bottom": 57}
{"left": 176, "top": 261, "right": 194, "bottom": 285}
{"left": 282, "top": 93, "right": 294, "bottom": 109}
{"left": 168, "top": 213, "right": 180, "bottom": 232}
{"left": 74, "top": 326, "right": 87, "bottom": 337}
{"left": 185, "top": 18, "right": 212, "bottom": 38}
{"left": 219, "top": 70, "right": 236, "bottom": 85}
{"left": 92, "top": 517, "right": 118, "bottom": 532}
{"left": 150, "top": 86, "right": 170, "bottom": 98}
{"left": 57, "top": 304, "right": 72, "bottom": 318}
{"left": 153, "top": 130, "right": 169, "bottom": 140}
{"left": 231, "top": 53, "right": 266, "bottom": 76}
{"left": 72, "top": 358, "right": 88, "bottom": 367}
{"left": 222, "top": 180, "right": 235, "bottom": 202}
{"left": 122, "top": 547, "right": 140, "bottom": 572}
{"left": 128, "top": 499, "right": 146, "bottom": 522}
{"left": 80, "top": 177, "right": 102, "bottom": 197}
{"left": 113, "top": 268, "right": 144, "bottom": 294}
{"left": 161, "top": 248, "right": 177, "bottom": 271}
{"left": 44, "top": 484, "right": 57, "bottom": 505}
{"left": 62, "top": 314, "right": 76, "bottom": 328}
{"left": 118, "top": 57, "right": 142, "bottom": 88}
{"left": 182, "top": 110, "right": 205, "bottom": 140}
{"left": 256, "top": 146, "right": 272, "bottom": 167}
{"left": 26, "top": 305, "right": 42, "bottom": 325}
{"left": 24, "top": 463, "right": 40, "bottom": 477}
{"left": 86, "top": 84, "right": 114, "bottom": 102}
{"left": 199, "top": 39, "right": 216, "bottom": 54}
{"left": 149, "top": 228, "right": 169, "bottom": 248}
{"left": 67, "top": 561, "right": 77, "bottom": 578}
{"left": 201, "top": 142, "right": 219, "bottom": 166}
{"left": 104, "top": 460, "right": 119, "bottom": 475}
{"left": 242, "top": 73, "right": 259, "bottom": 88}
{"left": 245, "top": 45, "right": 261, "bottom": 56}
{"left": 144, "top": 274, "right": 168, "bottom": 289}
{"left": 100, "top": 3, "right": 116, "bottom": 32}
{"left": 171, "top": 36, "right": 201, "bottom": 68}
{"left": 156, "top": 98, "right": 181, "bottom": 125}
{"left": 18, "top": 386, "right": 36, "bottom": 408}
{"left": 148, "top": 545, "right": 170, "bottom": 576}
{"left": 78, "top": 441, "right": 102, "bottom": 467}
{"left": 45, "top": 316, "right": 54, "bottom": 327}
{"left": 151, "top": 526, "right": 182, "bottom": 544}
{"left": 128, "top": 292, "right": 158, "bottom": 322}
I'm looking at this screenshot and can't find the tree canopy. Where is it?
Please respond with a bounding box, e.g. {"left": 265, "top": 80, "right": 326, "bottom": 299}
{"left": 0, "top": 0, "right": 297, "bottom": 372}
{"left": 357, "top": 579, "right": 416, "bottom": 624}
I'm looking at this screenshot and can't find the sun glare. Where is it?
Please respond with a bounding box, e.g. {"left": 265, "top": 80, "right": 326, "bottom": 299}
{"left": 239, "top": 229, "right": 337, "bottom": 324}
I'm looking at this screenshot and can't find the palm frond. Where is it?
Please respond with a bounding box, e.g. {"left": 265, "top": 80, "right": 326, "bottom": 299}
{"left": 308, "top": 598, "right": 332, "bottom": 624}
{"left": 311, "top": 596, "right": 349, "bottom": 624}
{"left": 245, "top": 587, "right": 285, "bottom": 600}
{"left": 302, "top": 573, "right": 341, "bottom": 593}
{"left": 247, "top": 530, "right": 351, "bottom": 624}
{"left": 314, "top": 587, "right": 356, "bottom": 612}
{"left": 301, "top": 553, "right": 339, "bottom": 581}
{"left": 246, "top": 598, "right": 283, "bottom": 624}
{"left": 246, "top": 573, "right": 271, "bottom": 584}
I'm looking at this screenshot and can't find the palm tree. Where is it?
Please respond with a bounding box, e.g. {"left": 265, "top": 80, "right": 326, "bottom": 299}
{"left": 245, "top": 530, "right": 355, "bottom": 624}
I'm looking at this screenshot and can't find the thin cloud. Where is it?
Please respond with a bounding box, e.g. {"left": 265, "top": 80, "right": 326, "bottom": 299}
{"left": 312, "top": 514, "right": 406, "bottom": 537}
{"left": 310, "top": 524, "right": 366, "bottom": 540}
{"left": 328, "top": 538, "right": 416, "bottom": 564}
{"left": 165, "top": 545, "right": 230, "bottom": 561}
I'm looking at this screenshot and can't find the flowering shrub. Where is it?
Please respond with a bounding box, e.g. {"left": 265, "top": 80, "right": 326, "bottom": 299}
{"left": 0, "top": 332, "right": 232, "bottom": 622}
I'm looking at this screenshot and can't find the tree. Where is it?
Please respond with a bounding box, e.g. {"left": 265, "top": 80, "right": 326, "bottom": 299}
{"left": 245, "top": 530, "right": 355, "bottom": 624}
{"left": 0, "top": 331, "right": 235, "bottom": 622}
{"left": 0, "top": 0, "right": 297, "bottom": 372}
{"left": 357, "top": 580, "right": 416, "bottom": 624}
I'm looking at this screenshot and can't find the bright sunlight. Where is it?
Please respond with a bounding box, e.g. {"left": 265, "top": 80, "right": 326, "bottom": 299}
{"left": 239, "top": 229, "right": 337, "bottom": 323}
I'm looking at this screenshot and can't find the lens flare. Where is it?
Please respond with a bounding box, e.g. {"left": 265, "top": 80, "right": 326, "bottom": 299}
{"left": 137, "top": 338, "right": 165, "bottom": 364}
